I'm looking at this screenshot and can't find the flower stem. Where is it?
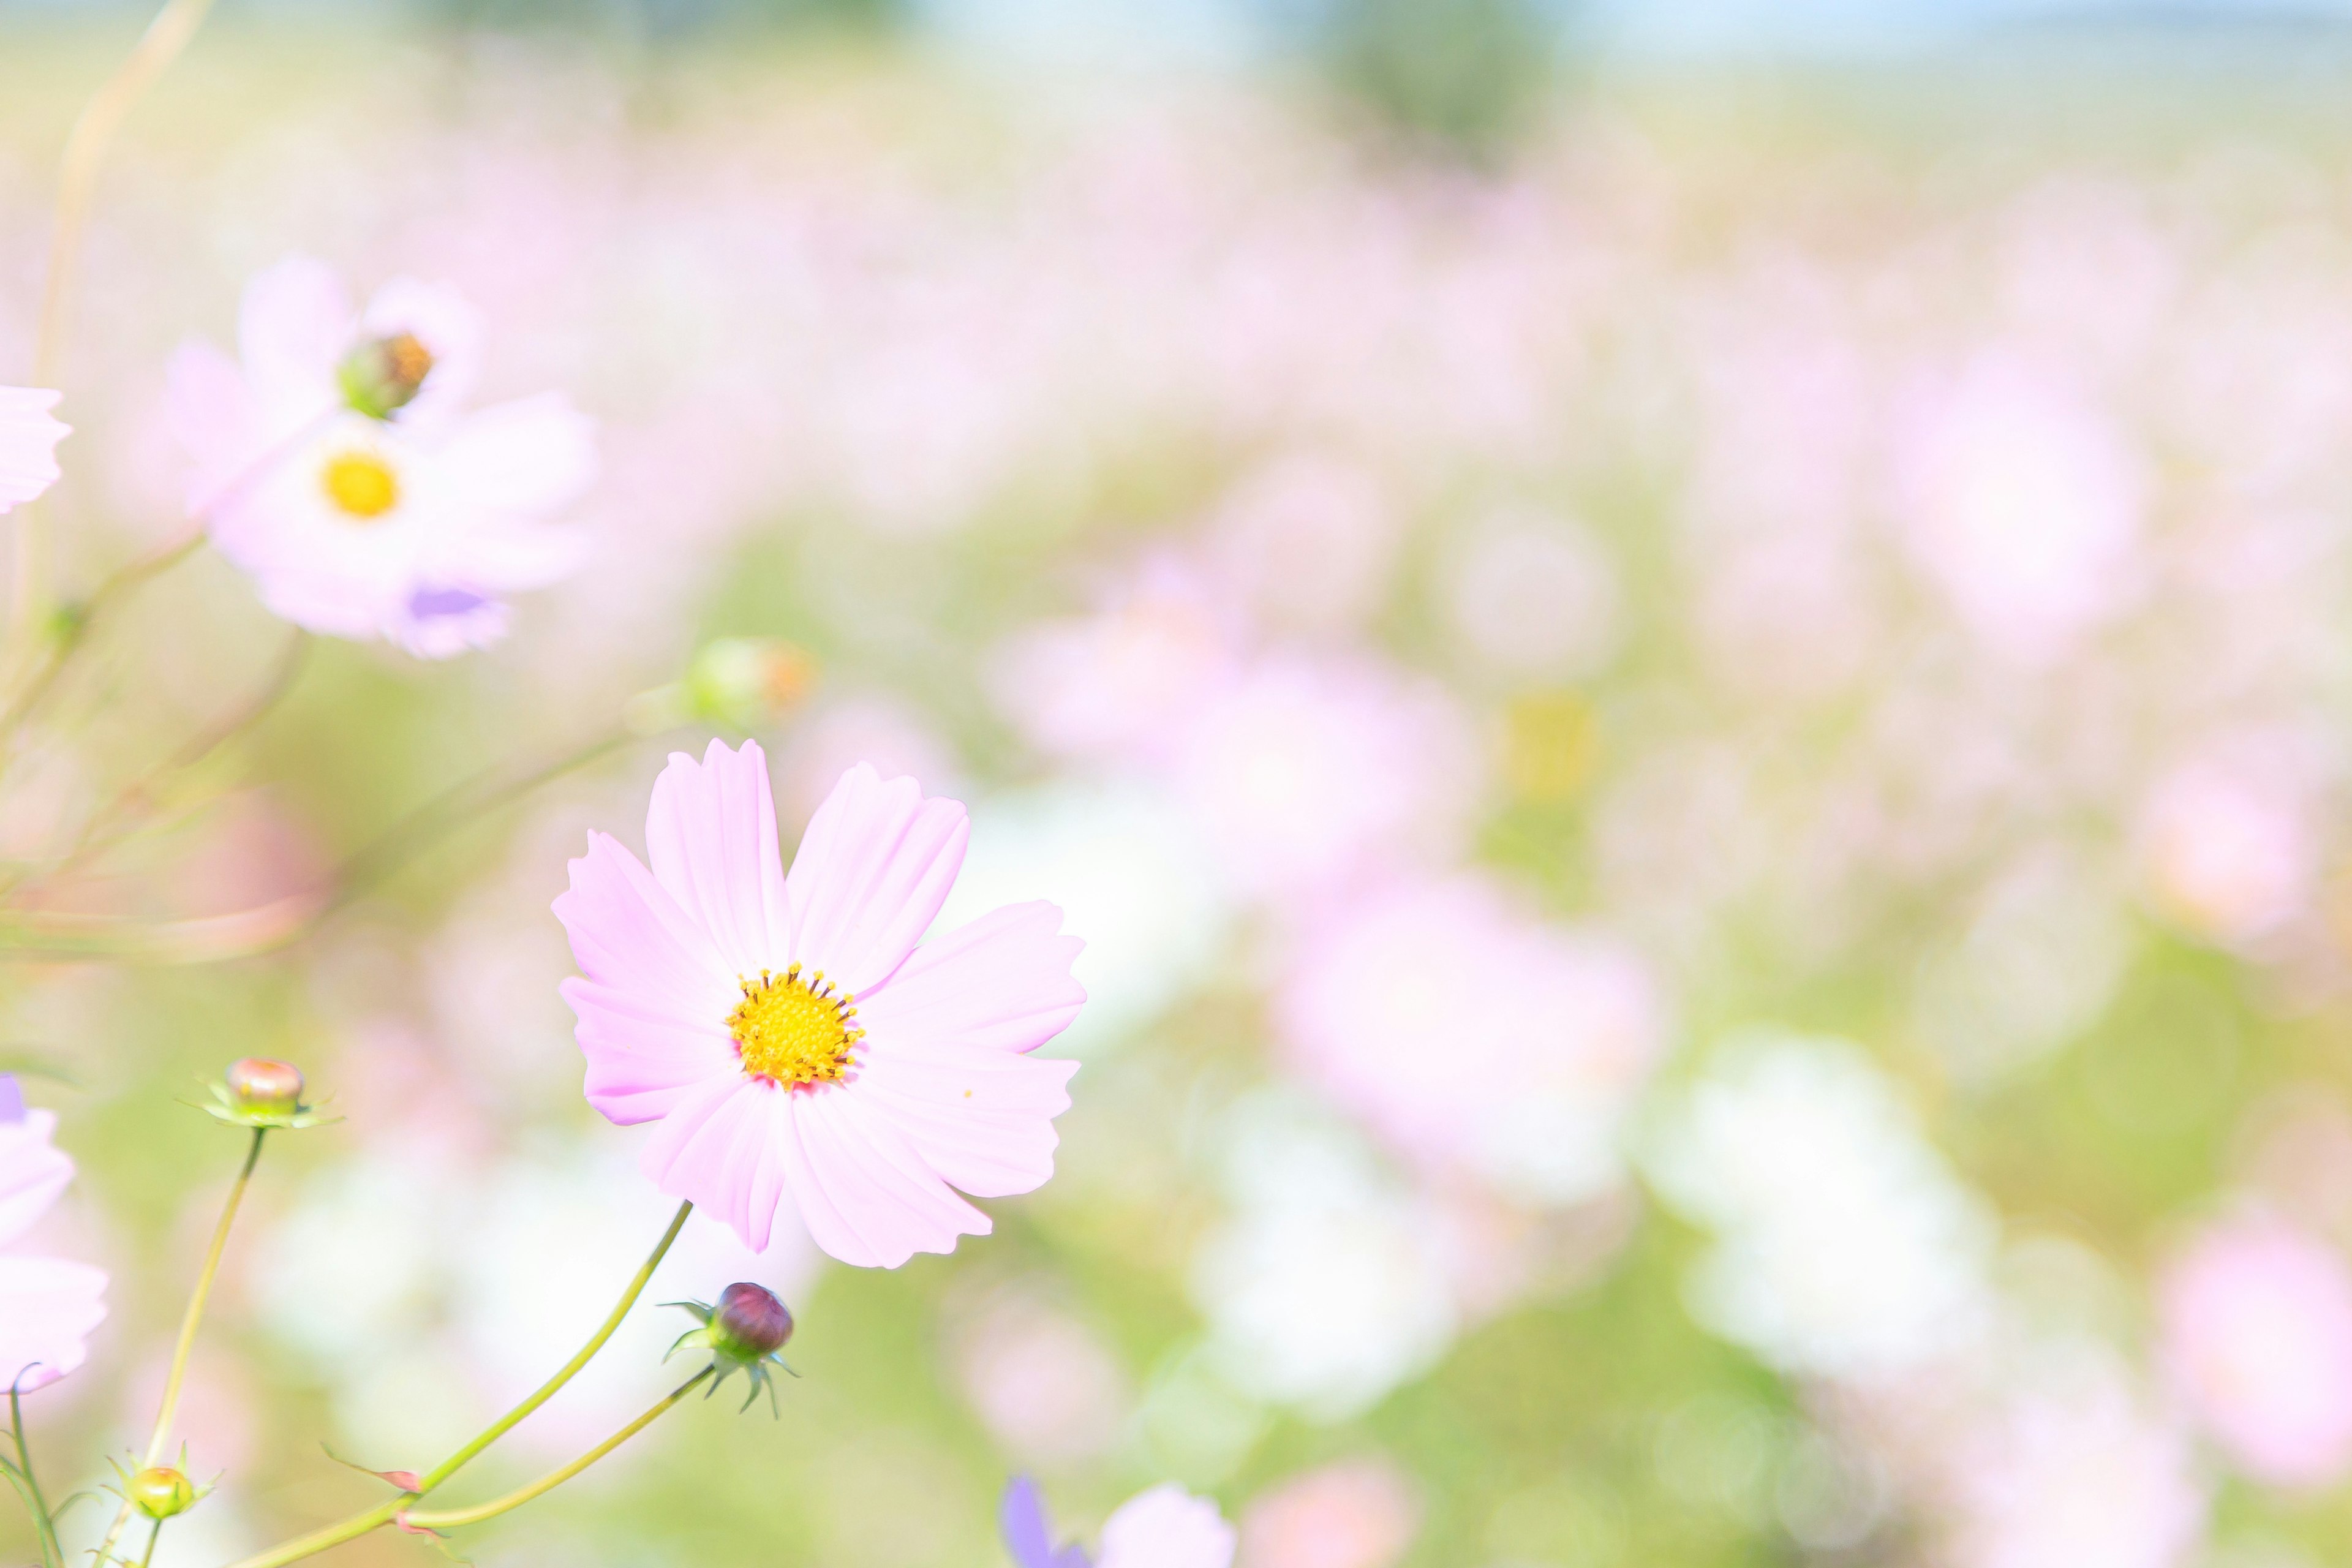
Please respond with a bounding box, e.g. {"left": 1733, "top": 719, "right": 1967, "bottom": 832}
{"left": 401, "top": 1366, "right": 717, "bottom": 1534}
{"left": 16, "top": 0, "right": 217, "bottom": 652}
{"left": 135, "top": 1518, "right": 162, "bottom": 1568}
{"left": 212, "top": 1199, "right": 694, "bottom": 1568}
{"left": 89, "top": 1128, "right": 265, "bottom": 1568}
{"left": 7, "top": 1386, "right": 62, "bottom": 1568}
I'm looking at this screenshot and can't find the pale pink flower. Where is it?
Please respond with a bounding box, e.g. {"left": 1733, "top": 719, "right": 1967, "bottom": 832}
{"left": 168, "top": 255, "right": 593, "bottom": 658}
{"left": 0, "top": 1081, "right": 108, "bottom": 1392}
{"left": 1277, "top": 876, "right": 1662, "bottom": 1206}
{"left": 0, "top": 390, "right": 68, "bottom": 513}
{"left": 1208, "top": 453, "right": 1400, "bottom": 639}
{"left": 2158, "top": 1216, "right": 2352, "bottom": 1487}
{"left": 1175, "top": 655, "right": 1477, "bottom": 907}
{"left": 990, "top": 556, "right": 1238, "bottom": 767}
{"left": 554, "top": 741, "right": 1084, "bottom": 1268}
{"left": 1894, "top": 347, "right": 2145, "bottom": 665}
{"left": 2137, "top": 741, "right": 2319, "bottom": 947}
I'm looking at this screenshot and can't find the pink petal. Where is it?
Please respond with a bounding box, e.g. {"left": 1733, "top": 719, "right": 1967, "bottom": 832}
{"left": 554, "top": 832, "right": 739, "bottom": 1126}
{"left": 0, "top": 1111, "right": 71, "bottom": 1250}
{"left": 776, "top": 1090, "right": 987, "bottom": 1278}
{"left": 644, "top": 741, "right": 791, "bottom": 978}
{"left": 854, "top": 1039, "right": 1077, "bottom": 1199}
{"left": 0, "top": 1256, "right": 107, "bottom": 1393}
{"left": 0, "top": 388, "right": 67, "bottom": 516}
{"left": 238, "top": 255, "right": 353, "bottom": 423}
{"left": 1097, "top": 1485, "right": 1236, "bottom": 1568}
{"left": 784, "top": 1088, "right": 991, "bottom": 1268}
{"left": 164, "top": 345, "right": 262, "bottom": 516}
{"left": 856, "top": 900, "right": 1085, "bottom": 1056}
{"left": 783, "top": 764, "right": 970, "bottom": 996}
{"left": 639, "top": 1076, "right": 783, "bottom": 1251}
{"left": 430, "top": 393, "right": 596, "bottom": 521}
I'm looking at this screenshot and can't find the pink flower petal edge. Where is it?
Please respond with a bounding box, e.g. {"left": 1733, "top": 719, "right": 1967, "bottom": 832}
{"left": 555, "top": 740, "right": 1085, "bottom": 1268}
{"left": 0, "top": 388, "right": 68, "bottom": 515}
{"left": 0, "top": 1102, "right": 107, "bottom": 1392}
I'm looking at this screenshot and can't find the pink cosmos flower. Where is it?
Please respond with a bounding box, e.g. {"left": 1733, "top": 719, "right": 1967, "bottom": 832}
{"left": 554, "top": 741, "right": 1084, "bottom": 1268}
{"left": 0, "top": 1079, "right": 108, "bottom": 1392}
{"left": 1277, "top": 876, "right": 1662, "bottom": 1207}
{"left": 0, "top": 390, "right": 69, "bottom": 513}
{"left": 2158, "top": 1216, "right": 2352, "bottom": 1487}
{"left": 167, "top": 255, "right": 593, "bottom": 658}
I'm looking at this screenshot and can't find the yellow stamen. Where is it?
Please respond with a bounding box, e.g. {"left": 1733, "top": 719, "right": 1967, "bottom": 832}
{"left": 728, "top": 963, "right": 861, "bottom": 1088}
{"left": 321, "top": 450, "right": 400, "bottom": 519}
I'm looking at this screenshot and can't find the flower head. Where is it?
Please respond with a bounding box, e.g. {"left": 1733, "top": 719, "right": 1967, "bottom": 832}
{"left": 202, "top": 1057, "right": 330, "bottom": 1131}
{"left": 0, "top": 389, "right": 68, "bottom": 514}
{"left": 554, "top": 742, "right": 1085, "bottom": 1268}
{"left": 167, "top": 255, "right": 593, "bottom": 657}
{"left": 0, "top": 1079, "right": 108, "bottom": 1392}
{"left": 1001, "top": 1477, "right": 1235, "bottom": 1568}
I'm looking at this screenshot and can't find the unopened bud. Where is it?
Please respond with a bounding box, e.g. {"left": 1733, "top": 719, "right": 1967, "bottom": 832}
{"left": 129, "top": 1467, "right": 197, "bottom": 1520}
{"left": 712, "top": 1283, "right": 793, "bottom": 1361}
{"left": 226, "top": 1058, "right": 303, "bottom": 1117}
{"left": 683, "top": 639, "right": 815, "bottom": 729}
{"left": 338, "top": 331, "right": 435, "bottom": 420}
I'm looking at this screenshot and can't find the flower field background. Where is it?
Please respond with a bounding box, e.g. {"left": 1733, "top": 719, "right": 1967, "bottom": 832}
{"left": 4, "top": 9, "right": 2352, "bottom": 1567}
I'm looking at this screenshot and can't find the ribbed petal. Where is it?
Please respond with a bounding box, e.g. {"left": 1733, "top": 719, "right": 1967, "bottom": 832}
{"left": 644, "top": 741, "right": 790, "bottom": 979}
{"left": 782, "top": 1088, "right": 990, "bottom": 1268}
{"left": 856, "top": 1040, "right": 1077, "bottom": 1199}
{"left": 0, "top": 1112, "right": 70, "bottom": 1250}
{"left": 856, "top": 901, "right": 1085, "bottom": 1056}
{"left": 783, "top": 764, "right": 970, "bottom": 995}
{"left": 0, "top": 1256, "right": 107, "bottom": 1393}
{"left": 554, "top": 832, "right": 739, "bottom": 1127}
{"left": 639, "top": 1075, "right": 774, "bottom": 1249}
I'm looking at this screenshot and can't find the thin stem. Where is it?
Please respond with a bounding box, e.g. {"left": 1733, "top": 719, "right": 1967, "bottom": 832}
{"left": 402, "top": 1366, "right": 715, "bottom": 1534}
{"left": 18, "top": 0, "right": 219, "bottom": 646}
{"left": 213, "top": 1200, "right": 693, "bottom": 1568}
{"left": 9, "top": 1386, "right": 61, "bottom": 1568}
{"left": 0, "top": 630, "right": 310, "bottom": 895}
{"left": 0, "top": 720, "right": 635, "bottom": 965}
{"left": 89, "top": 1129, "right": 265, "bottom": 1568}
{"left": 135, "top": 1518, "right": 162, "bottom": 1568}
{"left": 0, "top": 530, "right": 205, "bottom": 760}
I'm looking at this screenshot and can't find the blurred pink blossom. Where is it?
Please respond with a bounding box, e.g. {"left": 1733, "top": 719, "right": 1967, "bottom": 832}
{"left": 1894, "top": 348, "right": 2146, "bottom": 665}
{"left": 948, "top": 1284, "right": 1130, "bottom": 1465}
{"left": 1277, "top": 875, "right": 1662, "bottom": 1206}
{"left": 992, "top": 556, "right": 1238, "bottom": 767}
{"left": 0, "top": 1086, "right": 108, "bottom": 1393}
{"left": 0, "top": 387, "right": 67, "bottom": 512}
{"left": 1175, "top": 655, "right": 1477, "bottom": 908}
{"left": 2158, "top": 1216, "right": 2352, "bottom": 1487}
{"left": 555, "top": 742, "right": 1084, "bottom": 1266}
{"left": 1208, "top": 453, "right": 1400, "bottom": 639}
{"left": 1240, "top": 1458, "right": 1420, "bottom": 1568}
{"left": 1443, "top": 506, "right": 1623, "bottom": 680}
{"left": 168, "top": 254, "right": 594, "bottom": 657}
{"left": 2136, "top": 736, "right": 2321, "bottom": 947}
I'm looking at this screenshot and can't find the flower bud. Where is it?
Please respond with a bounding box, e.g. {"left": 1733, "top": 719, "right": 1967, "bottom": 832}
{"left": 337, "top": 332, "right": 435, "bottom": 420}
{"left": 683, "top": 639, "right": 815, "bottom": 730}
{"left": 712, "top": 1283, "right": 793, "bottom": 1361}
{"left": 129, "top": 1467, "right": 197, "bottom": 1520}
{"left": 225, "top": 1058, "right": 303, "bottom": 1117}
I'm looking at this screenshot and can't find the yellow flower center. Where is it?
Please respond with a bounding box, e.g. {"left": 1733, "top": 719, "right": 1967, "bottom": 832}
{"left": 729, "top": 964, "right": 862, "bottom": 1088}
{"left": 321, "top": 451, "right": 401, "bottom": 519}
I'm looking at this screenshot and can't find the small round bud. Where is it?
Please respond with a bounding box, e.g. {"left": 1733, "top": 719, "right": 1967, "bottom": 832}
{"left": 683, "top": 639, "right": 814, "bottom": 729}
{"left": 129, "top": 1466, "right": 197, "bottom": 1520}
{"left": 225, "top": 1058, "right": 304, "bottom": 1117}
{"left": 337, "top": 332, "right": 435, "bottom": 420}
{"left": 712, "top": 1282, "right": 793, "bottom": 1360}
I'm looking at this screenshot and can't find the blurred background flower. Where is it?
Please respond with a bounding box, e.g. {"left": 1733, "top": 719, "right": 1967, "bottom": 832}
{"left": 7, "top": 0, "right": 2352, "bottom": 1563}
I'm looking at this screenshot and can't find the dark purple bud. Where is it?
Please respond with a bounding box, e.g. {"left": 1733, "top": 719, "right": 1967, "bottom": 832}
{"left": 712, "top": 1282, "right": 793, "bottom": 1360}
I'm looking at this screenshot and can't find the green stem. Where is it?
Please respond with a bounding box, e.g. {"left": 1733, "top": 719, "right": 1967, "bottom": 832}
{"left": 0, "top": 530, "right": 204, "bottom": 758}
{"left": 90, "top": 1129, "right": 265, "bottom": 1568}
{"left": 135, "top": 1518, "right": 162, "bottom": 1568}
{"left": 16, "top": 0, "right": 217, "bottom": 651}
{"left": 8, "top": 1387, "right": 61, "bottom": 1568}
{"left": 401, "top": 1366, "right": 715, "bottom": 1533}
{"left": 213, "top": 1199, "right": 693, "bottom": 1568}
